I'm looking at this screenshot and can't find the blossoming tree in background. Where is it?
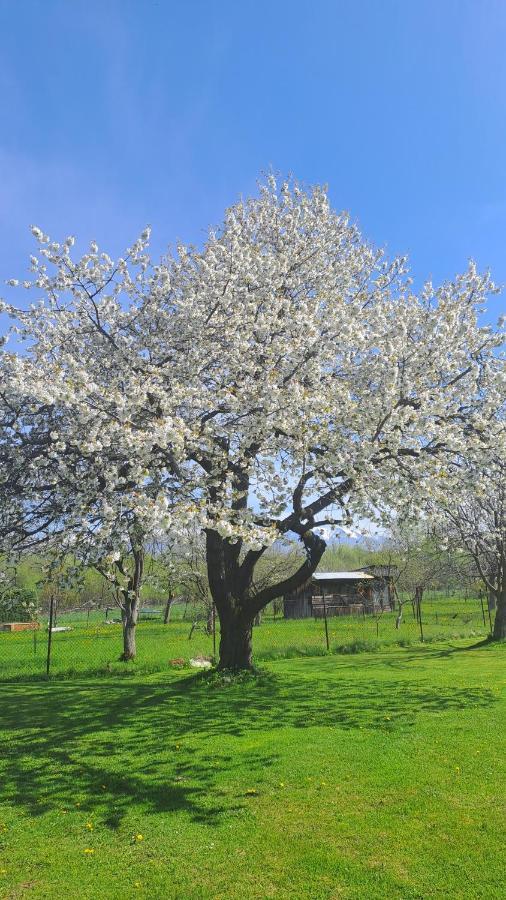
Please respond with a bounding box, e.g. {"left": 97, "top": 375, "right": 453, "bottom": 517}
{"left": 0, "top": 266, "right": 188, "bottom": 660}
{"left": 437, "top": 452, "right": 506, "bottom": 639}
{"left": 2, "top": 177, "right": 504, "bottom": 668}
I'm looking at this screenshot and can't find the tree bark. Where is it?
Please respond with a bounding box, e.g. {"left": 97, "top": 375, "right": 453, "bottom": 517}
{"left": 492, "top": 584, "right": 506, "bottom": 640}
{"left": 122, "top": 620, "right": 137, "bottom": 660}
{"left": 120, "top": 600, "right": 139, "bottom": 660}
{"left": 205, "top": 524, "right": 326, "bottom": 670}
{"left": 218, "top": 608, "right": 253, "bottom": 670}
{"left": 163, "top": 594, "right": 174, "bottom": 624}
{"left": 117, "top": 544, "right": 144, "bottom": 661}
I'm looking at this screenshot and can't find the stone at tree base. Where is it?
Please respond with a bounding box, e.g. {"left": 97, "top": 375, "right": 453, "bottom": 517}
{"left": 189, "top": 657, "right": 213, "bottom": 669}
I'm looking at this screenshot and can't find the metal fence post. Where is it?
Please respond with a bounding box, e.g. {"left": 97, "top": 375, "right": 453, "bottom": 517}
{"left": 46, "top": 595, "right": 55, "bottom": 677}
{"left": 322, "top": 591, "right": 330, "bottom": 652}
{"left": 417, "top": 595, "right": 424, "bottom": 643}
{"left": 479, "top": 592, "right": 487, "bottom": 628}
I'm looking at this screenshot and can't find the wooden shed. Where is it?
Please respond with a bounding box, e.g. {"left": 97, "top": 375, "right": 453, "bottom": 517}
{"left": 283, "top": 566, "right": 396, "bottom": 619}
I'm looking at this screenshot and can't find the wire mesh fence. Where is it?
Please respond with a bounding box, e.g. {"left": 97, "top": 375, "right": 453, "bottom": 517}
{"left": 0, "top": 590, "right": 494, "bottom": 681}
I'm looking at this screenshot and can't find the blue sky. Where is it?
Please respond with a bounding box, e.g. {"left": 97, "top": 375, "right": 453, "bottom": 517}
{"left": 1, "top": 0, "right": 505, "bottom": 325}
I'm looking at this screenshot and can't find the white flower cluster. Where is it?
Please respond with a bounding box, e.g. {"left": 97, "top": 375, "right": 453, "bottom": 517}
{"left": 0, "top": 176, "right": 504, "bottom": 585}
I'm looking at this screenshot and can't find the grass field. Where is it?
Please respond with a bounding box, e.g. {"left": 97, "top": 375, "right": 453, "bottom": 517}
{"left": 0, "top": 595, "right": 492, "bottom": 680}
{"left": 1, "top": 638, "right": 505, "bottom": 899}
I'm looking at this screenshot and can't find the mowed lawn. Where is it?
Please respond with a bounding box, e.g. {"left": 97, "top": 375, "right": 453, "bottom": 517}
{"left": 0, "top": 642, "right": 505, "bottom": 899}
{"left": 0, "top": 595, "right": 490, "bottom": 680}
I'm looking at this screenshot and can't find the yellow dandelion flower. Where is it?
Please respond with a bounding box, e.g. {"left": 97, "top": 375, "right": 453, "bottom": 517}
{"left": 135, "top": 833, "right": 144, "bottom": 842}
{"left": 83, "top": 848, "right": 95, "bottom": 855}
{"left": 85, "top": 822, "right": 93, "bottom": 830}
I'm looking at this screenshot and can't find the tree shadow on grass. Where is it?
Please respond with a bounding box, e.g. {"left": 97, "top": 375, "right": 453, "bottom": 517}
{"left": 325, "top": 639, "right": 503, "bottom": 673}
{"left": 0, "top": 657, "right": 498, "bottom": 831}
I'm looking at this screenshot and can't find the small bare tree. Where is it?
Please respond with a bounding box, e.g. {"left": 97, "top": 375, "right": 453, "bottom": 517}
{"left": 151, "top": 528, "right": 215, "bottom": 636}
{"left": 381, "top": 524, "right": 457, "bottom": 638}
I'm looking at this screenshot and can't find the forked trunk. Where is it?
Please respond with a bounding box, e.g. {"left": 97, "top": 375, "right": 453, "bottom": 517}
{"left": 117, "top": 545, "right": 144, "bottom": 661}
{"left": 205, "top": 523, "right": 326, "bottom": 671}
{"left": 218, "top": 609, "right": 253, "bottom": 670}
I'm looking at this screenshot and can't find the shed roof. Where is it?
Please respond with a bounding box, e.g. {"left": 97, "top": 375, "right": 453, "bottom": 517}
{"left": 313, "top": 571, "right": 374, "bottom": 581}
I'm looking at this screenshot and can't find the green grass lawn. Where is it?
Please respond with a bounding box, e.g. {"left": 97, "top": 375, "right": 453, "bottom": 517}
{"left": 0, "top": 595, "right": 491, "bottom": 680}
{"left": 1, "top": 640, "right": 505, "bottom": 899}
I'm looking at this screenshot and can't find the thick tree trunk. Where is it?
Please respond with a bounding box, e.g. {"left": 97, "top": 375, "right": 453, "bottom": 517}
{"left": 205, "top": 521, "right": 326, "bottom": 671}
{"left": 122, "top": 620, "right": 137, "bottom": 660}
{"left": 120, "top": 599, "right": 139, "bottom": 660}
{"left": 492, "top": 585, "right": 506, "bottom": 640}
{"left": 117, "top": 544, "right": 144, "bottom": 661}
{"left": 163, "top": 594, "right": 174, "bottom": 624}
{"left": 218, "top": 609, "right": 253, "bottom": 670}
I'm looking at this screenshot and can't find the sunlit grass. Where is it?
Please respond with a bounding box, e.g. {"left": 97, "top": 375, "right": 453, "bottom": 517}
{"left": 0, "top": 641, "right": 504, "bottom": 898}
{"left": 0, "top": 594, "right": 491, "bottom": 680}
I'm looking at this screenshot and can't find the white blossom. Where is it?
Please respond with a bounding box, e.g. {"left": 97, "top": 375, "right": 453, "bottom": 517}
{"left": 1, "top": 176, "right": 504, "bottom": 664}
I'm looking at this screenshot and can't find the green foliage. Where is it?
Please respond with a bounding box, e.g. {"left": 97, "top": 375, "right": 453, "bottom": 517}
{"left": 12, "top": 553, "right": 187, "bottom": 609}
{"left": 0, "top": 588, "right": 39, "bottom": 623}
{"left": 198, "top": 667, "right": 274, "bottom": 687}
{"left": 320, "top": 542, "right": 378, "bottom": 571}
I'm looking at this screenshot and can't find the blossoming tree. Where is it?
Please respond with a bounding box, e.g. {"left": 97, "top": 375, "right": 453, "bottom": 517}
{"left": 0, "top": 270, "right": 186, "bottom": 660}
{"left": 437, "top": 453, "right": 506, "bottom": 639}
{"left": 2, "top": 177, "right": 504, "bottom": 668}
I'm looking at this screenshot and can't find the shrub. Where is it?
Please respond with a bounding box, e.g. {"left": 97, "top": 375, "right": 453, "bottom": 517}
{"left": 0, "top": 588, "right": 40, "bottom": 623}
